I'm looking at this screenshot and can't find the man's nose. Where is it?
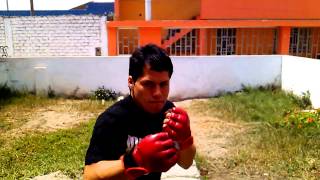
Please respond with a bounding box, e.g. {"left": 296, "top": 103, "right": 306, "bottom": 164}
{"left": 153, "top": 85, "right": 162, "bottom": 98}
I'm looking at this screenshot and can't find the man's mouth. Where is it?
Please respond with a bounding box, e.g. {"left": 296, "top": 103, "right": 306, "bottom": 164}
{"left": 150, "top": 101, "right": 164, "bottom": 104}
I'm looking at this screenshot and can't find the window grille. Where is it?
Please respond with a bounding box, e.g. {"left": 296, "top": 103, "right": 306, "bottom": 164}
{"left": 289, "top": 28, "right": 320, "bottom": 59}
{"left": 117, "top": 29, "right": 139, "bottom": 55}
{"left": 289, "top": 28, "right": 312, "bottom": 57}
{"left": 163, "top": 29, "right": 198, "bottom": 56}
{"left": 208, "top": 28, "right": 277, "bottom": 56}
{"left": 216, "top": 28, "right": 236, "bottom": 55}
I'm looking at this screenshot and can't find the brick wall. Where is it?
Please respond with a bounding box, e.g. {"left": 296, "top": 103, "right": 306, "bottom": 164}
{"left": 1, "top": 15, "right": 107, "bottom": 57}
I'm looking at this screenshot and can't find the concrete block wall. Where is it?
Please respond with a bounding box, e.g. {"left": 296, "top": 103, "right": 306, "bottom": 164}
{"left": 2, "top": 15, "right": 107, "bottom": 57}
{"left": 0, "top": 17, "right": 5, "bottom": 46}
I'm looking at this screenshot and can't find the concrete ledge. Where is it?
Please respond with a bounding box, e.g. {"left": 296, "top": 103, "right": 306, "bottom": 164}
{"left": 161, "top": 160, "right": 200, "bottom": 180}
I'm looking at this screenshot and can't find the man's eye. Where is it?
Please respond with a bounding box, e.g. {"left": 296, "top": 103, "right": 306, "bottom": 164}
{"left": 143, "top": 82, "right": 154, "bottom": 88}
{"left": 160, "top": 82, "right": 169, "bottom": 87}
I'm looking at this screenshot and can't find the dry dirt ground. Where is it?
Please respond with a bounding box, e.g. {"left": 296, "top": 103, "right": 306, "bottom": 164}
{"left": 5, "top": 100, "right": 96, "bottom": 137}
{"left": 8, "top": 99, "right": 245, "bottom": 179}
{"left": 174, "top": 99, "right": 246, "bottom": 179}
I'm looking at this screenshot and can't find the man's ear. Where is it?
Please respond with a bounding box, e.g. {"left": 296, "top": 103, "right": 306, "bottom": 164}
{"left": 128, "top": 76, "right": 134, "bottom": 90}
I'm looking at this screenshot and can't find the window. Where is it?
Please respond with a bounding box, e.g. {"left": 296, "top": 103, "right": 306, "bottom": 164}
{"left": 118, "top": 29, "right": 139, "bottom": 55}
{"left": 216, "top": 28, "right": 236, "bottom": 55}
{"left": 289, "top": 28, "right": 312, "bottom": 57}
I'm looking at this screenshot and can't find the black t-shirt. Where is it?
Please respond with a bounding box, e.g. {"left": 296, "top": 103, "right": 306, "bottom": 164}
{"left": 85, "top": 96, "right": 175, "bottom": 179}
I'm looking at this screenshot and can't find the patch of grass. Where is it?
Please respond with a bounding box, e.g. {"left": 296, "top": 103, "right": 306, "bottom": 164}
{"left": 192, "top": 87, "right": 320, "bottom": 179}
{"left": 0, "top": 93, "right": 113, "bottom": 179}
{"left": 70, "top": 99, "right": 114, "bottom": 114}
{"left": 0, "top": 119, "right": 96, "bottom": 179}
{"left": 229, "top": 126, "right": 320, "bottom": 178}
{"left": 193, "top": 87, "right": 302, "bottom": 125}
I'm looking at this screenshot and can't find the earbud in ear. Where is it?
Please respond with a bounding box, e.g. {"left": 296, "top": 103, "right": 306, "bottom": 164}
{"left": 128, "top": 76, "right": 134, "bottom": 90}
{"left": 129, "top": 83, "right": 134, "bottom": 90}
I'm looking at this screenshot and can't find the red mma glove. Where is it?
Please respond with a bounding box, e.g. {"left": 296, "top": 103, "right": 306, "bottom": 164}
{"left": 163, "top": 107, "right": 194, "bottom": 150}
{"left": 123, "top": 132, "right": 178, "bottom": 179}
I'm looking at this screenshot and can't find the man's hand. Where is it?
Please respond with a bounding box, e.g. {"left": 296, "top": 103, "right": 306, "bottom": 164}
{"left": 163, "top": 107, "right": 193, "bottom": 150}
{"left": 123, "top": 132, "right": 178, "bottom": 179}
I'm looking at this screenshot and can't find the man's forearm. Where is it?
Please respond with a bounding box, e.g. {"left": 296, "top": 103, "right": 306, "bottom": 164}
{"left": 177, "top": 144, "right": 196, "bottom": 169}
{"left": 84, "top": 160, "right": 128, "bottom": 180}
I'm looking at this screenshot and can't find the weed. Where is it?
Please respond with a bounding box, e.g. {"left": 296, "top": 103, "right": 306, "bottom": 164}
{"left": 47, "top": 86, "right": 56, "bottom": 98}
{"left": 287, "top": 91, "right": 312, "bottom": 109}
{"left": 195, "top": 154, "right": 211, "bottom": 179}
{"left": 0, "top": 83, "right": 22, "bottom": 100}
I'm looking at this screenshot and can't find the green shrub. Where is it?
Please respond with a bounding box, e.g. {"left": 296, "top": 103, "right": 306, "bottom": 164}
{"left": 0, "top": 83, "right": 26, "bottom": 108}
{"left": 0, "top": 83, "right": 18, "bottom": 100}
{"left": 93, "top": 86, "right": 118, "bottom": 100}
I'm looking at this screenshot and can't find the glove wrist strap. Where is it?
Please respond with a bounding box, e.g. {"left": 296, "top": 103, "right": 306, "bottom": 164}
{"left": 179, "top": 136, "right": 194, "bottom": 150}
{"left": 122, "top": 149, "right": 149, "bottom": 179}
{"left": 123, "top": 148, "right": 138, "bottom": 168}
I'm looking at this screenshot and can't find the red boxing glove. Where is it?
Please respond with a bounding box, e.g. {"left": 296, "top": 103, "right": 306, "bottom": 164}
{"left": 123, "top": 132, "right": 178, "bottom": 179}
{"left": 163, "top": 107, "right": 193, "bottom": 150}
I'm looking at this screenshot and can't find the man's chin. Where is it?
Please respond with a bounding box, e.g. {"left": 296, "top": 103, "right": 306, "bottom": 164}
{"left": 147, "top": 103, "right": 165, "bottom": 113}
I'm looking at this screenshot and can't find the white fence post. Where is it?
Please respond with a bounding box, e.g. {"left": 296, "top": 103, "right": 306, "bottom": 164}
{"left": 101, "top": 16, "right": 108, "bottom": 56}
{"left": 4, "top": 18, "right": 13, "bottom": 57}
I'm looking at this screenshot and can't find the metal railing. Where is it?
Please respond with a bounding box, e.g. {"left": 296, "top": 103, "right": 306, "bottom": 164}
{"left": 114, "top": 27, "right": 320, "bottom": 59}
{"left": 162, "top": 29, "right": 199, "bottom": 56}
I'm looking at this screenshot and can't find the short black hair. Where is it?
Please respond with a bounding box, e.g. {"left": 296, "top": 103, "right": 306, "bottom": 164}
{"left": 129, "top": 44, "right": 173, "bottom": 82}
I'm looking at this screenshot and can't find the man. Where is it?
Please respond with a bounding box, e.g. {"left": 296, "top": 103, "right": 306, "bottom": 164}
{"left": 84, "top": 44, "right": 196, "bottom": 180}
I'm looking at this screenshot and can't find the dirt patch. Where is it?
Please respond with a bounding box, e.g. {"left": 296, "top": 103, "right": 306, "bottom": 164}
{"left": 31, "top": 171, "right": 72, "bottom": 180}
{"left": 174, "top": 99, "right": 246, "bottom": 179}
{"left": 22, "top": 109, "right": 92, "bottom": 131}
{"left": 174, "top": 99, "right": 244, "bottom": 158}
{"left": 6, "top": 100, "right": 96, "bottom": 137}
{"left": 191, "top": 116, "right": 243, "bottom": 158}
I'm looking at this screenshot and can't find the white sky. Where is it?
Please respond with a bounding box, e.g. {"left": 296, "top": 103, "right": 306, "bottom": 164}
{"left": 0, "top": 0, "right": 114, "bottom": 10}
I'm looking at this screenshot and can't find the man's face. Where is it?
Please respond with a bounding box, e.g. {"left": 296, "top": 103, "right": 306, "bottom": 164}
{"left": 130, "top": 65, "right": 170, "bottom": 114}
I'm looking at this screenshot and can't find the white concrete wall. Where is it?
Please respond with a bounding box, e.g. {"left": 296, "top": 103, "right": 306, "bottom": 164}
{"left": 282, "top": 56, "right": 320, "bottom": 108}
{"left": 0, "top": 62, "right": 8, "bottom": 85}
{"left": 169, "top": 56, "right": 282, "bottom": 100}
{"left": 2, "top": 55, "right": 320, "bottom": 108}
{"left": 1, "top": 15, "right": 107, "bottom": 57}
{"left": 0, "top": 56, "right": 282, "bottom": 99}
{"left": 3, "top": 57, "right": 129, "bottom": 96}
